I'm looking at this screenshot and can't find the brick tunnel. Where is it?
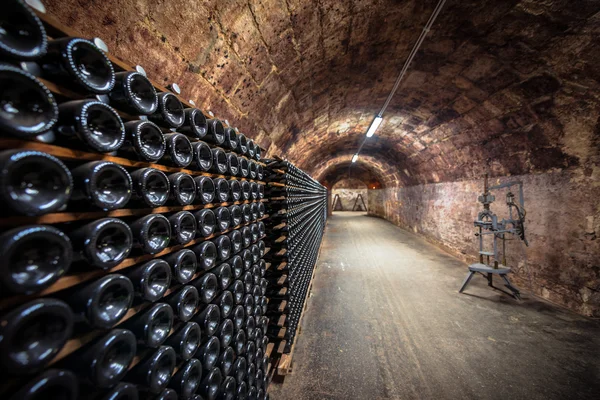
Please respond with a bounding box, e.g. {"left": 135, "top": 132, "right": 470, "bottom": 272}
{"left": 1, "top": 0, "right": 599, "bottom": 399}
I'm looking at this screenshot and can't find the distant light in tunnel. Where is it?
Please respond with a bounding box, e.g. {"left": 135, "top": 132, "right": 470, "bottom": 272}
{"left": 351, "top": 154, "right": 359, "bottom": 163}
{"left": 366, "top": 116, "right": 383, "bottom": 138}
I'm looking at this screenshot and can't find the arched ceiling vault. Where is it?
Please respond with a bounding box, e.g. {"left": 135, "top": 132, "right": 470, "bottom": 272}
{"left": 46, "top": 0, "right": 600, "bottom": 184}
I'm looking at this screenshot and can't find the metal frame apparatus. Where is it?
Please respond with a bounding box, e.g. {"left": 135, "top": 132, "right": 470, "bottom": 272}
{"left": 459, "top": 174, "right": 528, "bottom": 299}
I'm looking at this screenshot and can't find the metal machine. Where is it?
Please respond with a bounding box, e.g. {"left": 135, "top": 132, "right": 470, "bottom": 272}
{"left": 459, "top": 174, "right": 528, "bottom": 299}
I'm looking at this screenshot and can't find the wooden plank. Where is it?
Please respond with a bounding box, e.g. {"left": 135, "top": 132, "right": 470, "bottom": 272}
{"left": 277, "top": 340, "right": 287, "bottom": 355}
{"left": 276, "top": 314, "right": 286, "bottom": 327}
{"left": 277, "top": 275, "right": 288, "bottom": 286}
{"left": 268, "top": 182, "right": 286, "bottom": 188}
{"left": 266, "top": 342, "right": 275, "bottom": 358}
{"left": 0, "top": 217, "right": 269, "bottom": 311}
{"left": 278, "top": 300, "right": 287, "bottom": 313}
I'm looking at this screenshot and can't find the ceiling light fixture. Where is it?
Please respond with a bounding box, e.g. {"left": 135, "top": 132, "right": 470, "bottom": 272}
{"left": 350, "top": 0, "right": 448, "bottom": 171}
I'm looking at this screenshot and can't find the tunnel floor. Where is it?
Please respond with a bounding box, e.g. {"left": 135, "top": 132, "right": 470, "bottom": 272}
{"left": 268, "top": 212, "right": 600, "bottom": 400}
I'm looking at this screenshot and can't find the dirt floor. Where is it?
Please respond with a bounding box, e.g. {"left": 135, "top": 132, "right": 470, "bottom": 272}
{"left": 268, "top": 212, "right": 600, "bottom": 400}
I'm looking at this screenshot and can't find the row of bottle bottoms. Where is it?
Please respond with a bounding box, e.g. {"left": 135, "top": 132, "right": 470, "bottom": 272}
{"left": 1, "top": 210, "right": 267, "bottom": 295}
{"left": 2, "top": 28, "right": 263, "bottom": 161}
{"left": 0, "top": 149, "right": 266, "bottom": 216}
{"left": 1, "top": 259, "right": 270, "bottom": 397}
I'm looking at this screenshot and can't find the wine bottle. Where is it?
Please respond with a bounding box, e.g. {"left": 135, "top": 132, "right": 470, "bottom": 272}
{"left": 238, "top": 156, "right": 249, "bottom": 178}
{"left": 214, "top": 234, "right": 232, "bottom": 261}
{"left": 164, "top": 248, "right": 197, "bottom": 284}
{"left": 229, "top": 179, "right": 242, "bottom": 202}
{"left": 122, "top": 302, "right": 173, "bottom": 348}
{"left": 256, "top": 164, "right": 264, "bottom": 180}
{"left": 199, "top": 367, "right": 222, "bottom": 400}
{"left": 9, "top": 369, "right": 78, "bottom": 400}
{"left": 71, "top": 328, "right": 136, "bottom": 388}
{"left": 210, "top": 148, "right": 228, "bottom": 175}
{"left": 192, "top": 140, "right": 213, "bottom": 171}
{"left": 245, "top": 341, "right": 257, "bottom": 366}
{"left": 163, "top": 133, "right": 193, "bottom": 168}
{"left": 153, "top": 388, "right": 178, "bottom": 400}
{"left": 241, "top": 249, "right": 253, "bottom": 270}
{"left": 194, "top": 176, "right": 216, "bottom": 205}
{"left": 70, "top": 161, "right": 132, "bottom": 210}
{"left": 249, "top": 161, "right": 257, "bottom": 180}
{"left": 126, "top": 259, "right": 172, "bottom": 302}
{"left": 214, "top": 206, "right": 231, "bottom": 232}
{"left": 127, "top": 345, "right": 176, "bottom": 394}
{"left": 247, "top": 139, "right": 256, "bottom": 159}
{"left": 180, "top": 108, "right": 208, "bottom": 138}
{"left": 56, "top": 100, "right": 125, "bottom": 152}
{"left": 197, "top": 336, "right": 220, "bottom": 371}
{"left": 251, "top": 183, "right": 259, "bottom": 201}
{"left": 129, "top": 214, "right": 171, "bottom": 254}
{"left": 69, "top": 217, "right": 132, "bottom": 269}
{"left": 205, "top": 119, "right": 225, "bottom": 145}
{"left": 241, "top": 226, "right": 252, "bottom": 248}
{"left": 246, "top": 347, "right": 256, "bottom": 374}
{"left": 168, "top": 211, "right": 197, "bottom": 245}
{"left": 148, "top": 92, "right": 184, "bottom": 128}
{"left": 42, "top": 37, "right": 115, "bottom": 93}
{"left": 220, "top": 374, "right": 236, "bottom": 398}
{"left": 0, "top": 298, "right": 73, "bottom": 374}
{"left": 0, "top": 0, "right": 47, "bottom": 60}
{"left": 193, "top": 272, "right": 219, "bottom": 304}
{"left": 250, "top": 244, "right": 260, "bottom": 263}
{"left": 109, "top": 71, "right": 158, "bottom": 115}
{"left": 254, "top": 146, "right": 262, "bottom": 161}
{"left": 256, "top": 370, "right": 265, "bottom": 391}
{"left": 233, "top": 356, "right": 247, "bottom": 384}
{"left": 66, "top": 274, "right": 133, "bottom": 328}
{"left": 231, "top": 255, "right": 243, "bottom": 279}
{"left": 232, "top": 329, "right": 246, "bottom": 355}
{"left": 228, "top": 229, "right": 242, "bottom": 253}
{"left": 227, "top": 153, "right": 239, "bottom": 176}
{"left": 248, "top": 385, "right": 258, "bottom": 400}
{"left": 258, "top": 222, "right": 266, "bottom": 237}
{"left": 237, "top": 381, "right": 248, "bottom": 400}
{"left": 216, "top": 318, "right": 234, "bottom": 348}
{"left": 230, "top": 280, "right": 244, "bottom": 306}
{"left": 164, "top": 321, "right": 201, "bottom": 360}
{"left": 255, "top": 348, "right": 264, "bottom": 371}
{"left": 241, "top": 182, "right": 251, "bottom": 202}
{"left": 0, "top": 64, "right": 58, "bottom": 137}
{"left": 122, "top": 120, "right": 166, "bottom": 162}
{"left": 213, "top": 290, "right": 233, "bottom": 318}
{"left": 214, "top": 178, "right": 230, "bottom": 203}
{"left": 164, "top": 285, "right": 199, "bottom": 322}
{"left": 242, "top": 272, "right": 253, "bottom": 295}
{"left": 168, "top": 358, "right": 202, "bottom": 398}
{"left": 249, "top": 225, "right": 258, "bottom": 244}
{"left": 238, "top": 133, "right": 248, "bottom": 155}
{"left": 95, "top": 382, "right": 138, "bottom": 400}
{"left": 194, "top": 304, "right": 221, "bottom": 337}
{"left": 168, "top": 172, "right": 196, "bottom": 205}
{"left": 243, "top": 293, "right": 254, "bottom": 319}
{"left": 229, "top": 205, "right": 242, "bottom": 227}
{"left": 194, "top": 208, "right": 216, "bottom": 238}
{"left": 224, "top": 127, "right": 238, "bottom": 151}
{"left": 214, "top": 262, "right": 233, "bottom": 290}
{"left": 192, "top": 241, "right": 217, "bottom": 270}
{"left": 0, "top": 224, "right": 72, "bottom": 294}
{"left": 130, "top": 168, "right": 170, "bottom": 208}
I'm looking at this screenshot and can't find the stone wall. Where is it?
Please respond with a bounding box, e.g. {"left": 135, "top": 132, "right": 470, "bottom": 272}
{"left": 368, "top": 170, "right": 600, "bottom": 317}
{"left": 332, "top": 189, "right": 368, "bottom": 211}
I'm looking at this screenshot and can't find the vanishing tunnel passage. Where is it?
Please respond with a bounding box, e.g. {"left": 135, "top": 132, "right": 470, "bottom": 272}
{"left": 0, "top": 0, "right": 598, "bottom": 399}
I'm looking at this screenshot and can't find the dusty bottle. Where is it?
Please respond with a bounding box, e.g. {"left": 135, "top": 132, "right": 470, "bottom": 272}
{"left": 0, "top": 224, "right": 72, "bottom": 294}
{"left": 0, "top": 64, "right": 58, "bottom": 137}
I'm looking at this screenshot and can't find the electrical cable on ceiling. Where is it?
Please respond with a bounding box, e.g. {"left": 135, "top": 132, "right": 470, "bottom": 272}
{"left": 351, "top": 0, "right": 448, "bottom": 166}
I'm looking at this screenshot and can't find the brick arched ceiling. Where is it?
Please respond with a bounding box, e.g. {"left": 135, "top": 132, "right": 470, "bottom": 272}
{"left": 45, "top": 0, "right": 600, "bottom": 184}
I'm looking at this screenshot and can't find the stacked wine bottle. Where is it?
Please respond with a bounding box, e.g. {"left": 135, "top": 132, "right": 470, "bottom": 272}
{"left": 0, "top": 1, "right": 272, "bottom": 399}
{"left": 263, "top": 161, "right": 327, "bottom": 355}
